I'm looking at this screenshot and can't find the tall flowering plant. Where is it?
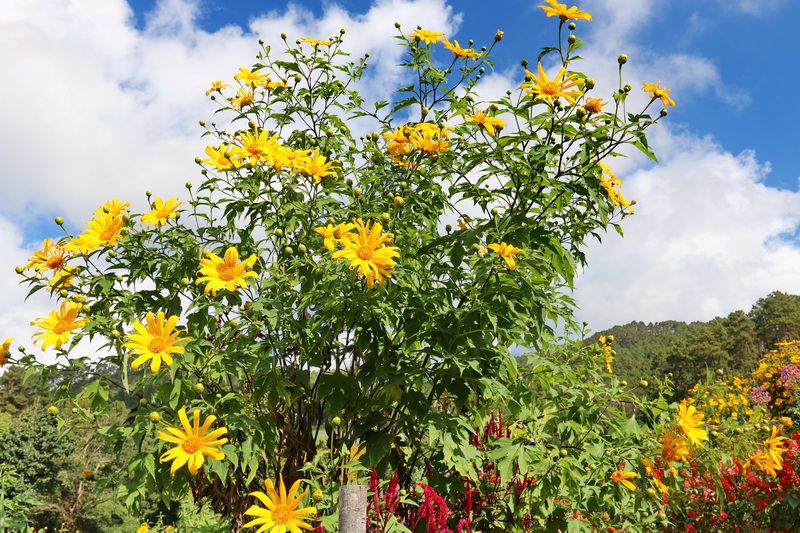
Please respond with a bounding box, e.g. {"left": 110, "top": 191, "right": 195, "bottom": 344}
{"left": 10, "top": 2, "right": 671, "bottom": 529}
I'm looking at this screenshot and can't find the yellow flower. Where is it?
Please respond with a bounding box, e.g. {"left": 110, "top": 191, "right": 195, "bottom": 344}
{"left": 487, "top": 242, "right": 525, "bottom": 270}
{"left": 136, "top": 524, "right": 149, "bottom": 533}
{"left": 443, "top": 39, "right": 481, "bottom": 59}
{"left": 467, "top": 109, "right": 505, "bottom": 135}
{"left": 332, "top": 218, "right": 400, "bottom": 289}
{"left": 197, "top": 247, "right": 259, "bottom": 296}
{"left": 583, "top": 97, "right": 607, "bottom": 114}
{"left": 31, "top": 301, "right": 88, "bottom": 350}
{"left": 64, "top": 234, "right": 99, "bottom": 255}
{"left": 230, "top": 88, "right": 256, "bottom": 108}
{"left": 141, "top": 198, "right": 182, "bottom": 227}
{"left": 296, "top": 149, "right": 339, "bottom": 183}
{"left": 408, "top": 124, "right": 450, "bottom": 153}
{"left": 598, "top": 163, "right": 634, "bottom": 212}
{"left": 26, "top": 238, "right": 70, "bottom": 274}
{"left": 234, "top": 67, "right": 269, "bottom": 87}
{"left": 123, "top": 311, "right": 189, "bottom": 373}
{"left": 641, "top": 458, "right": 669, "bottom": 495}
{"left": 521, "top": 62, "right": 582, "bottom": 105}
{"left": 205, "top": 80, "right": 229, "bottom": 96}
{"left": 300, "top": 37, "right": 332, "bottom": 47}
{"left": 677, "top": 400, "right": 709, "bottom": 446}
{"left": 272, "top": 147, "right": 309, "bottom": 171}
{"left": 538, "top": 0, "right": 592, "bottom": 21}
{"left": 263, "top": 79, "right": 288, "bottom": 91}
{"left": 93, "top": 199, "right": 131, "bottom": 217}
{"left": 660, "top": 430, "right": 691, "bottom": 475}
{"left": 234, "top": 129, "right": 279, "bottom": 166}
{"left": 610, "top": 468, "right": 637, "bottom": 491}
{"left": 643, "top": 81, "right": 676, "bottom": 107}
{"left": 157, "top": 408, "right": 227, "bottom": 475}
{"left": 83, "top": 214, "right": 126, "bottom": 247}
{"left": 202, "top": 144, "right": 239, "bottom": 171}
{"left": 766, "top": 425, "right": 788, "bottom": 465}
{"left": 0, "top": 338, "right": 11, "bottom": 365}
{"left": 244, "top": 475, "right": 317, "bottom": 532}
{"left": 409, "top": 28, "right": 445, "bottom": 45}
{"left": 314, "top": 222, "right": 356, "bottom": 251}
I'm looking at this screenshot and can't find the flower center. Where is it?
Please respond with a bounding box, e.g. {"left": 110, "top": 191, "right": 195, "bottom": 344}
{"left": 271, "top": 505, "right": 290, "bottom": 525}
{"left": 246, "top": 142, "right": 263, "bottom": 156}
{"left": 46, "top": 256, "right": 66, "bottom": 270}
{"left": 356, "top": 246, "right": 373, "bottom": 260}
{"left": 148, "top": 338, "right": 166, "bottom": 354}
{"left": 99, "top": 228, "right": 116, "bottom": 241}
{"left": 540, "top": 82, "right": 560, "bottom": 96}
{"left": 53, "top": 320, "right": 70, "bottom": 334}
{"left": 181, "top": 437, "right": 202, "bottom": 454}
{"left": 217, "top": 264, "right": 235, "bottom": 281}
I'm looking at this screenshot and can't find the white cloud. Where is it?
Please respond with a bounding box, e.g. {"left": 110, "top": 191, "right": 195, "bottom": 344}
{"left": 575, "top": 127, "right": 800, "bottom": 329}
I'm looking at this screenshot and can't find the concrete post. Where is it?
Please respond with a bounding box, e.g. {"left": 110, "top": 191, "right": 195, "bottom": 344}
{"left": 339, "top": 484, "right": 368, "bottom": 533}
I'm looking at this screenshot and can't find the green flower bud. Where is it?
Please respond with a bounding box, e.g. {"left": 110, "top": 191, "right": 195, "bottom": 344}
{"left": 660, "top": 108, "right": 669, "bottom": 117}
{"left": 193, "top": 383, "right": 205, "bottom": 394}
{"left": 380, "top": 213, "right": 391, "bottom": 224}
{"left": 585, "top": 78, "right": 595, "bottom": 90}
{"left": 284, "top": 246, "right": 294, "bottom": 256}
{"left": 185, "top": 181, "right": 193, "bottom": 189}
{"left": 14, "top": 266, "right": 24, "bottom": 274}
{"left": 639, "top": 379, "right": 648, "bottom": 388}
{"left": 445, "top": 224, "right": 452, "bottom": 232}
{"left": 520, "top": 59, "right": 528, "bottom": 68}
{"left": 111, "top": 330, "right": 121, "bottom": 338}
{"left": 297, "top": 244, "right": 307, "bottom": 255}
{"left": 393, "top": 196, "right": 404, "bottom": 207}
{"left": 331, "top": 416, "right": 342, "bottom": 426}
{"left": 567, "top": 34, "right": 577, "bottom": 44}
{"left": 559, "top": 448, "right": 568, "bottom": 457}
{"left": 48, "top": 405, "right": 59, "bottom": 416}
{"left": 394, "top": 22, "right": 401, "bottom": 29}
{"left": 313, "top": 488, "right": 324, "bottom": 502}
{"left": 568, "top": 22, "right": 576, "bottom": 30}
{"left": 275, "top": 228, "right": 284, "bottom": 238}
{"left": 139, "top": 398, "right": 149, "bottom": 407}
{"left": 55, "top": 216, "right": 64, "bottom": 226}
{"left": 646, "top": 487, "right": 657, "bottom": 497}
{"left": 149, "top": 411, "right": 161, "bottom": 423}
{"left": 180, "top": 277, "right": 190, "bottom": 286}
{"left": 618, "top": 54, "right": 628, "bottom": 65}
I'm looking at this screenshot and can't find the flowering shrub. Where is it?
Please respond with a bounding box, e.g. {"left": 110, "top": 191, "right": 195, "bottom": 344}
{"left": 7, "top": 1, "right": 681, "bottom": 530}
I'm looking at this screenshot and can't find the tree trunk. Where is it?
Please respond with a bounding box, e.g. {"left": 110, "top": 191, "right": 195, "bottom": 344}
{"left": 339, "top": 484, "right": 367, "bottom": 533}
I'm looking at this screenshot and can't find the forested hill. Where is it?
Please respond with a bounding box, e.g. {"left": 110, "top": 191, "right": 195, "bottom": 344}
{"left": 592, "top": 291, "right": 800, "bottom": 400}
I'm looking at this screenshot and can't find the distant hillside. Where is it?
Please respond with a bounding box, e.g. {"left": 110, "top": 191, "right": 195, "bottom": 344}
{"left": 592, "top": 291, "right": 800, "bottom": 400}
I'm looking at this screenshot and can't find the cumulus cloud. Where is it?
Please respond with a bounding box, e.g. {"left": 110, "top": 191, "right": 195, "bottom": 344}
{"left": 574, "top": 127, "right": 800, "bottom": 329}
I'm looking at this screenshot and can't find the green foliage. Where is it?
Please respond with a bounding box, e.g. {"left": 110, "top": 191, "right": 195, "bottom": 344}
{"left": 597, "top": 291, "right": 800, "bottom": 400}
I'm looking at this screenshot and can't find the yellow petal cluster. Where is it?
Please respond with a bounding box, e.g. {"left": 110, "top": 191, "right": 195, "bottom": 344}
{"left": 331, "top": 218, "right": 400, "bottom": 288}
{"left": 141, "top": 197, "right": 182, "bottom": 227}
{"left": 197, "top": 247, "right": 258, "bottom": 296}
{"left": 31, "top": 301, "right": 89, "bottom": 350}
{"left": 123, "top": 311, "right": 189, "bottom": 373}
{"left": 487, "top": 242, "right": 525, "bottom": 270}
{"left": 157, "top": 408, "right": 227, "bottom": 475}
{"left": 521, "top": 62, "right": 582, "bottom": 105}
{"left": 538, "top": 0, "right": 592, "bottom": 21}
{"left": 244, "top": 475, "right": 317, "bottom": 532}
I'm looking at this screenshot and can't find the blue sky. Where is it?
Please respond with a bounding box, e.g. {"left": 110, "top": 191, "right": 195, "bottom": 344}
{"left": 128, "top": 0, "right": 800, "bottom": 189}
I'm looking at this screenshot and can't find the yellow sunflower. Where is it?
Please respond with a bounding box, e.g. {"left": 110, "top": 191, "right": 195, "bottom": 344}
{"left": 83, "top": 214, "right": 126, "bottom": 247}
{"left": 314, "top": 222, "right": 356, "bottom": 251}
{"left": 230, "top": 88, "right": 256, "bottom": 109}
{"left": 409, "top": 28, "right": 445, "bottom": 45}
{"left": 157, "top": 408, "right": 227, "bottom": 475}
{"left": 299, "top": 37, "right": 332, "bottom": 47}
{"left": 521, "top": 62, "right": 582, "bottom": 105}
{"left": 643, "top": 81, "right": 676, "bottom": 107}
{"left": 234, "top": 67, "right": 269, "bottom": 87}
{"left": 466, "top": 110, "right": 505, "bottom": 135}
{"left": 123, "top": 311, "right": 189, "bottom": 373}
{"left": 487, "top": 242, "right": 525, "bottom": 270}
{"left": 610, "top": 468, "right": 637, "bottom": 491}
{"left": 296, "top": 149, "right": 338, "bottom": 183}
{"left": 202, "top": 144, "right": 239, "bottom": 171}
{"left": 677, "top": 400, "right": 709, "bottom": 447}
{"left": 197, "top": 247, "right": 259, "bottom": 296}
{"left": 244, "top": 475, "right": 317, "bottom": 533}
{"left": 0, "top": 337, "right": 11, "bottom": 365}
{"left": 538, "top": 0, "right": 592, "bottom": 22}
{"left": 141, "top": 198, "right": 182, "bottom": 227}
{"left": 598, "top": 163, "right": 634, "bottom": 212}
{"left": 235, "top": 129, "right": 279, "bottom": 166}
{"left": 31, "top": 301, "right": 89, "bottom": 350}
{"left": 443, "top": 39, "right": 481, "bottom": 59}
{"left": 93, "top": 199, "right": 131, "bottom": 218}
{"left": 332, "top": 218, "right": 400, "bottom": 288}
{"left": 205, "top": 80, "right": 230, "bottom": 96}
{"left": 583, "top": 97, "right": 607, "bottom": 114}
{"left": 26, "top": 238, "right": 70, "bottom": 274}
{"left": 64, "top": 234, "right": 100, "bottom": 255}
